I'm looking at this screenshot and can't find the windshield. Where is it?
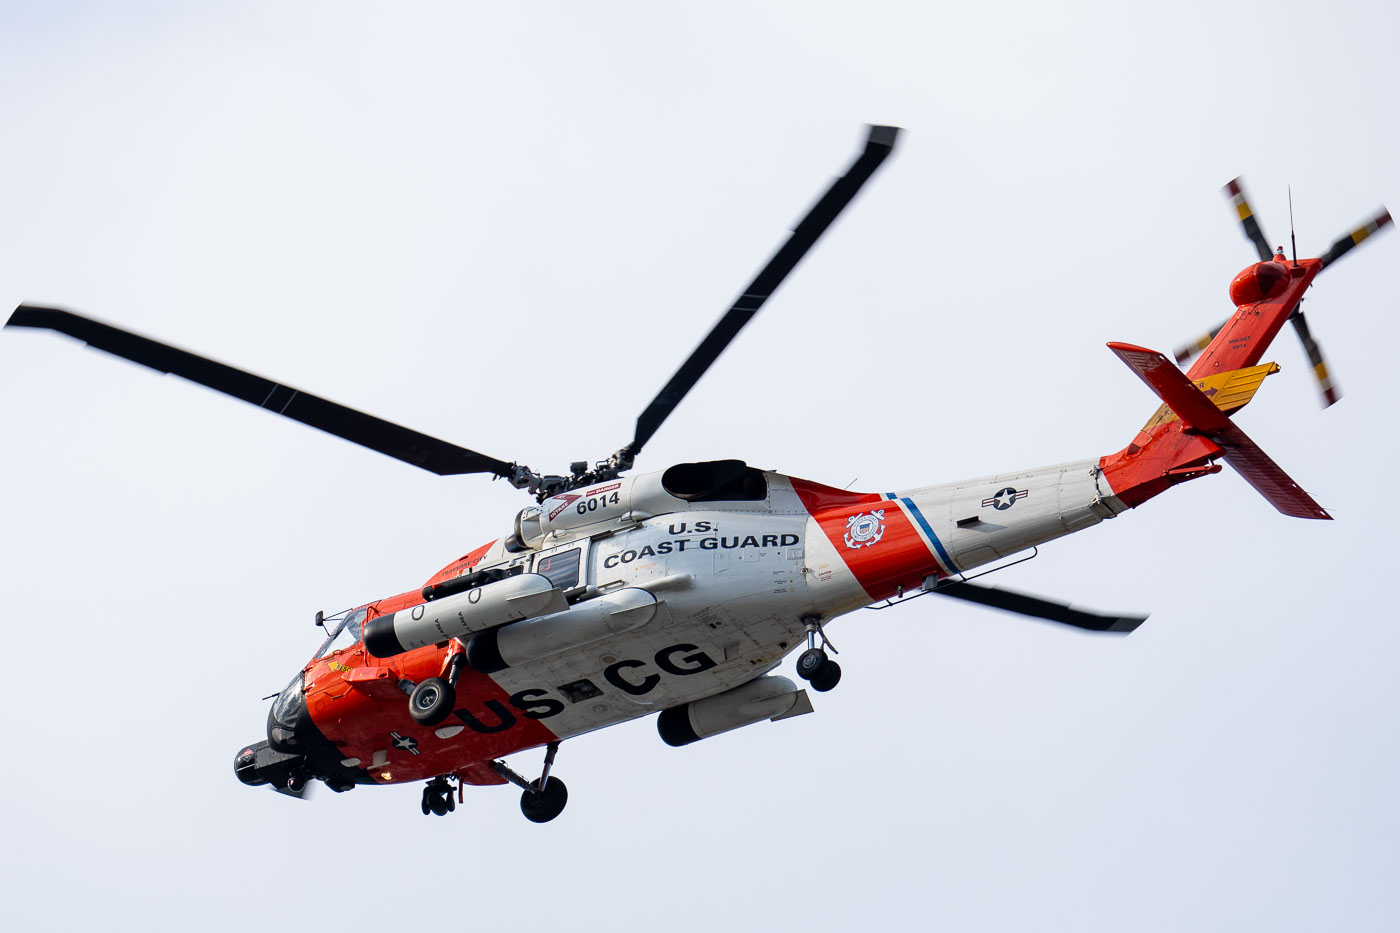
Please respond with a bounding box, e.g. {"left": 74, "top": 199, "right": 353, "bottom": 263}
{"left": 314, "top": 608, "right": 367, "bottom": 659}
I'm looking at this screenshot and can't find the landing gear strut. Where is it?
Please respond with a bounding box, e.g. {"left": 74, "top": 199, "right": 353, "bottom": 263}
{"left": 420, "top": 775, "right": 457, "bottom": 816}
{"left": 492, "top": 742, "right": 569, "bottom": 823}
{"left": 796, "top": 615, "right": 841, "bottom": 692}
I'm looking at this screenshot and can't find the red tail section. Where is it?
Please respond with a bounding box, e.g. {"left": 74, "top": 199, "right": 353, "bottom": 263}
{"left": 1099, "top": 254, "right": 1331, "bottom": 518}
{"left": 1106, "top": 343, "right": 1329, "bottom": 519}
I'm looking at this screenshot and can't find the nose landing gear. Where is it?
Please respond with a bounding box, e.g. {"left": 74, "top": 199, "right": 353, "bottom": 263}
{"left": 795, "top": 615, "right": 842, "bottom": 692}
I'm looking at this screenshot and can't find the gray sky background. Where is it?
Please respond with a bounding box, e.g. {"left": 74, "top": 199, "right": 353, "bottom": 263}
{"left": 2, "top": 2, "right": 1397, "bottom": 930}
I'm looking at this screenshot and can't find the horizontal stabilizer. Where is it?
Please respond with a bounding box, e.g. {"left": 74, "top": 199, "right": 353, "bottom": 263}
{"left": 1108, "top": 342, "right": 1331, "bottom": 520}
{"left": 929, "top": 580, "right": 1146, "bottom": 633}
{"left": 1140, "top": 361, "right": 1280, "bottom": 432}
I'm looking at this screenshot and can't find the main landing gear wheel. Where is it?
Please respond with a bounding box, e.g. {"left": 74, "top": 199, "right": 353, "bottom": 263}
{"left": 409, "top": 677, "right": 455, "bottom": 727}
{"left": 796, "top": 616, "right": 841, "bottom": 692}
{"left": 520, "top": 777, "right": 568, "bottom": 823}
{"left": 795, "top": 647, "right": 828, "bottom": 681}
{"left": 808, "top": 659, "right": 842, "bottom": 692}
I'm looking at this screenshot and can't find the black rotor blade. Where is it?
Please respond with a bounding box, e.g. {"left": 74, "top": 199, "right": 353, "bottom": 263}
{"left": 1318, "top": 207, "right": 1392, "bottom": 269}
{"left": 6, "top": 305, "right": 516, "bottom": 477}
{"left": 1287, "top": 308, "right": 1341, "bottom": 407}
{"left": 931, "top": 579, "right": 1147, "bottom": 633}
{"left": 625, "top": 125, "right": 899, "bottom": 459}
{"left": 1172, "top": 320, "right": 1227, "bottom": 366}
{"left": 1223, "top": 177, "right": 1274, "bottom": 262}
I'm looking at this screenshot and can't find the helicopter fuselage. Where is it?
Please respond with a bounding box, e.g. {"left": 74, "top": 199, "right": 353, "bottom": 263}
{"left": 240, "top": 457, "right": 1121, "bottom": 792}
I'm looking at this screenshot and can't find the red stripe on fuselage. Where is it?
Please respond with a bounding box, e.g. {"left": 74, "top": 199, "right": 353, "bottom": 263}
{"left": 791, "top": 477, "right": 940, "bottom": 601}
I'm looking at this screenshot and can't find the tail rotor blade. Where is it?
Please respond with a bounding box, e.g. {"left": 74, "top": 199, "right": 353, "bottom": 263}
{"left": 1223, "top": 177, "right": 1275, "bottom": 261}
{"left": 1288, "top": 309, "right": 1341, "bottom": 407}
{"left": 1173, "top": 320, "right": 1227, "bottom": 366}
{"left": 1318, "top": 207, "right": 1392, "bottom": 269}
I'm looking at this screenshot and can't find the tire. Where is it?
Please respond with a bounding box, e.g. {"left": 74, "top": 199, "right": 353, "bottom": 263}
{"left": 421, "top": 793, "right": 431, "bottom": 816}
{"left": 520, "top": 777, "right": 569, "bottom": 823}
{"left": 409, "top": 677, "right": 456, "bottom": 727}
{"left": 809, "top": 659, "right": 842, "bottom": 693}
{"left": 445, "top": 790, "right": 457, "bottom": 813}
{"left": 429, "top": 794, "right": 449, "bottom": 816}
{"left": 795, "top": 648, "right": 828, "bottom": 681}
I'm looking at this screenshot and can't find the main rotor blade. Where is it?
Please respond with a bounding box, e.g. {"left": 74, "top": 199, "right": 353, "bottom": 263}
{"left": 6, "top": 305, "right": 517, "bottom": 478}
{"left": 931, "top": 579, "right": 1147, "bottom": 633}
{"left": 1223, "top": 177, "right": 1274, "bottom": 262}
{"left": 1288, "top": 308, "right": 1341, "bottom": 407}
{"left": 625, "top": 125, "right": 899, "bottom": 459}
{"left": 1318, "top": 207, "right": 1392, "bottom": 269}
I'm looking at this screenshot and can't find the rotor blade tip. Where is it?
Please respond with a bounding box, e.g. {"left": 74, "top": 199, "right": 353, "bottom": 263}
{"left": 1106, "top": 614, "right": 1149, "bottom": 634}
{"left": 1224, "top": 178, "right": 1243, "bottom": 196}
{"left": 865, "top": 125, "right": 900, "bottom": 148}
{"left": 7, "top": 304, "right": 49, "bottom": 328}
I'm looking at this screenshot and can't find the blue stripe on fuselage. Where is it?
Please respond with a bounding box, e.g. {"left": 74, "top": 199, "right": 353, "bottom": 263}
{"left": 885, "top": 492, "right": 959, "bottom": 574}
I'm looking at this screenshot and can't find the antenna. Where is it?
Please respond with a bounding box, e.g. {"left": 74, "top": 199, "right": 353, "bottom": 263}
{"left": 1288, "top": 186, "right": 1298, "bottom": 266}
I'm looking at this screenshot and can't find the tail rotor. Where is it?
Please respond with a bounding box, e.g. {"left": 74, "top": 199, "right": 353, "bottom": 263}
{"left": 1170, "top": 179, "right": 1389, "bottom": 408}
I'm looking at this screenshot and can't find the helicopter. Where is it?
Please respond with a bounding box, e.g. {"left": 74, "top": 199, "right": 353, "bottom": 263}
{"left": 6, "top": 125, "right": 1390, "bottom": 823}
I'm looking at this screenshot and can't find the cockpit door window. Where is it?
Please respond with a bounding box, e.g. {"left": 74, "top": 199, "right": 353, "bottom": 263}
{"left": 534, "top": 547, "right": 582, "bottom": 590}
{"left": 314, "top": 608, "right": 367, "bottom": 659}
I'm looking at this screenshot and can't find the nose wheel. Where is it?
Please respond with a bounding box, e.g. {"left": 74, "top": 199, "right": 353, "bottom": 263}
{"left": 420, "top": 776, "right": 457, "bottom": 816}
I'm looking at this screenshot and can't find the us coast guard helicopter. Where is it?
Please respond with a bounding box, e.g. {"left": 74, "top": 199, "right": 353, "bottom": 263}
{"left": 6, "top": 126, "right": 1390, "bottom": 822}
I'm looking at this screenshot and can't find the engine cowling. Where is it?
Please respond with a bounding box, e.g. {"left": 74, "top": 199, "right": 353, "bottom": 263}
{"left": 656, "top": 674, "right": 813, "bottom": 747}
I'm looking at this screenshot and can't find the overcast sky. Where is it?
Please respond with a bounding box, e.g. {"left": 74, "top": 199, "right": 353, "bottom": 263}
{"left": 2, "top": 2, "right": 1398, "bottom": 930}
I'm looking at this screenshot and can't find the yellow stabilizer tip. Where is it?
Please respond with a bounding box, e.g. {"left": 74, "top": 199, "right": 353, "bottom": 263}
{"left": 1140, "top": 362, "right": 1280, "bottom": 432}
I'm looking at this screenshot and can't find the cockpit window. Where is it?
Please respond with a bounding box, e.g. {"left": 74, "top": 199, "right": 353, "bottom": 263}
{"left": 315, "top": 608, "right": 367, "bottom": 659}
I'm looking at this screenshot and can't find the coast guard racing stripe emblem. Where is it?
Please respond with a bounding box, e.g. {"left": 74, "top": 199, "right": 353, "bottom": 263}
{"left": 843, "top": 510, "right": 886, "bottom": 548}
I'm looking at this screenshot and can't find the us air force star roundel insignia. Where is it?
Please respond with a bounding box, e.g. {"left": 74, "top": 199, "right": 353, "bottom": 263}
{"left": 843, "top": 509, "right": 886, "bottom": 549}
{"left": 389, "top": 731, "right": 420, "bottom": 755}
{"left": 981, "top": 487, "right": 1028, "bottom": 511}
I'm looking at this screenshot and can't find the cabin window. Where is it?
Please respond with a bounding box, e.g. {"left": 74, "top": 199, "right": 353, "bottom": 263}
{"left": 535, "top": 548, "right": 581, "bottom": 589}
